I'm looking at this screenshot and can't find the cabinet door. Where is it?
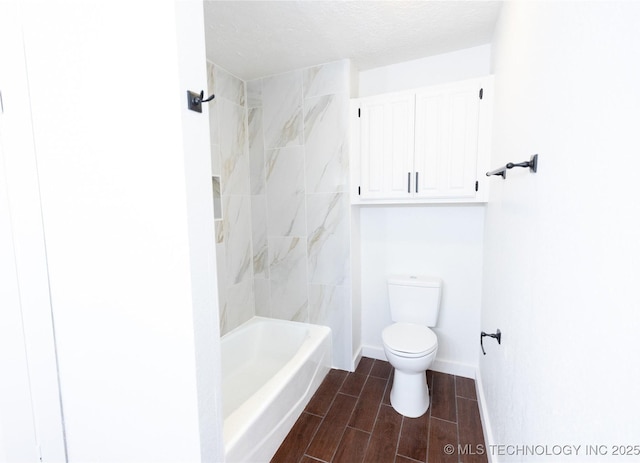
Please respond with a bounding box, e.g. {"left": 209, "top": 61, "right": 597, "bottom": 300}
{"left": 359, "top": 92, "right": 415, "bottom": 199}
{"left": 414, "top": 80, "right": 480, "bottom": 199}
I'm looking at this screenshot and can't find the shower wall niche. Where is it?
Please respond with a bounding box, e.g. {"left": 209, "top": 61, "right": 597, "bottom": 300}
{"left": 207, "top": 59, "right": 354, "bottom": 369}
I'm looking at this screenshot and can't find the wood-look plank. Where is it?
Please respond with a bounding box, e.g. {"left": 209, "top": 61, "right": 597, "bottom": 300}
{"left": 340, "top": 372, "right": 367, "bottom": 397}
{"left": 370, "top": 359, "right": 393, "bottom": 379}
{"left": 299, "top": 456, "right": 323, "bottom": 463}
{"left": 305, "top": 393, "right": 357, "bottom": 462}
{"left": 383, "top": 371, "right": 393, "bottom": 406}
{"left": 270, "top": 412, "right": 322, "bottom": 463}
{"left": 362, "top": 405, "right": 403, "bottom": 463}
{"left": 396, "top": 455, "right": 420, "bottom": 463}
{"left": 397, "top": 412, "right": 429, "bottom": 462}
{"left": 455, "top": 376, "right": 477, "bottom": 400}
{"left": 349, "top": 376, "right": 387, "bottom": 432}
{"left": 430, "top": 371, "right": 456, "bottom": 423}
{"left": 332, "top": 427, "right": 371, "bottom": 463}
{"left": 355, "top": 356, "right": 375, "bottom": 375}
{"left": 273, "top": 360, "right": 488, "bottom": 463}
{"left": 305, "top": 369, "right": 347, "bottom": 416}
{"left": 457, "top": 397, "right": 488, "bottom": 463}
{"left": 427, "top": 417, "right": 458, "bottom": 463}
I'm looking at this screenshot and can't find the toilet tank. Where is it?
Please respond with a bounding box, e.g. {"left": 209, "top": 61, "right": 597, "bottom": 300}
{"left": 387, "top": 275, "right": 442, "bottom": 326}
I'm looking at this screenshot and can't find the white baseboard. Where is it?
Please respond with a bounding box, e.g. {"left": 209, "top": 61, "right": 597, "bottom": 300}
{"left": 430, "top": 359, "right": 476, "bottom": 379}
{"left": 474, "top": 367, "right": 497, "bottom": 463}
{"left": 360, "top": 345, "right": 476, "bottom": 378}
{"left": 361, "top": 344, "right": 386, "bottom": 361}
{"left": 351, "top": 347, "right": 363, "bottom": 372}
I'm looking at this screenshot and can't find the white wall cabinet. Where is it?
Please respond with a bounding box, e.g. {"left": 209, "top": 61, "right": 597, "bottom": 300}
{"left": 352, "top": 76, "right": 493, "bottom": 204}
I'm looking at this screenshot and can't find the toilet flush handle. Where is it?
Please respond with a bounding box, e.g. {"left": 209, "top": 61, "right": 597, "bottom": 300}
{"left": 480, "top": 329, "right": 502, "bottom": 355}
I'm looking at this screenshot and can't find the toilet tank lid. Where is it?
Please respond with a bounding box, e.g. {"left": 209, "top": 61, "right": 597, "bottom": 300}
{"left": 388, "top": 275, "right": 442, "bottom": 288}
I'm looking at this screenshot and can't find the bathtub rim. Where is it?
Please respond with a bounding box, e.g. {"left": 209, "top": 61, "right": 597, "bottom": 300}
{"left": 221, "top": 316, "right": 332, "bottom": 461}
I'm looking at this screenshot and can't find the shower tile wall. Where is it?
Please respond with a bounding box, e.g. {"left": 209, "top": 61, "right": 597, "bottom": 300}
{"left": 207, "top": 62, "right": 255, "bottom": 335}
{"left": 209, "top": 59, "right": 353, "bottom": 368}
{"left": 249, "top": 60, "right": 351, "bottom": 368}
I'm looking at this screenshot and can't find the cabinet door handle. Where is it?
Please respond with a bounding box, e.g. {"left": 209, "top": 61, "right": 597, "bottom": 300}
{"left": 407, "top": 172, "right": 411, "bottom": 193}
{"left": 415, "top": 172, "right": 419, "bottom": 193}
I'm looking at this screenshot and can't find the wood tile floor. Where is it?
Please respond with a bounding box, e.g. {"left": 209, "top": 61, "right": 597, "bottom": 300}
{"left": 271, "top": 357, "right": 487, "bottom": 463}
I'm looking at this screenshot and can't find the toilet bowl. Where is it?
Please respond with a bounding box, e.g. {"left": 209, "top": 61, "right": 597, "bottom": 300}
{"left": 382, "top": 322, "right": 438, "bottom": 417}
{"left": 383, "top": 275, "right": 442, "bottom": 418}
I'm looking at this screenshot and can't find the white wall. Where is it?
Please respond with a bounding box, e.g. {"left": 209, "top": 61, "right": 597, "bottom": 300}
{"left": 359, "top": 205, "right": 485, "bottom": 377}
{"left": 482, "top": 1, "right": 640, "bottom": 458}
{"left": 2, "top": 2, "right": 224, "bottom": 461}
{"left": 358, "top": 44, "right": 491, "bottom": 97}
{"left": 357, "top": 46, "right": 491, "bottom": 377}
{"left": 0, "top": 128, "right": 40, "bottom": 462}
{"left": 175, "top": 4, "right": 225, "bottom": 462}
{"left": 0, "top": 3, "right": 66, "bottom": 460}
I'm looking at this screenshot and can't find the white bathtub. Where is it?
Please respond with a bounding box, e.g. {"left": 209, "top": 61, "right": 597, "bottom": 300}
{"left": 221, "top": 316, "right": 332, "bottom": 462}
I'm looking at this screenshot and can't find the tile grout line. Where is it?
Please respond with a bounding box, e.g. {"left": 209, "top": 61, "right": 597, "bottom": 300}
{"left": 301, "top": 372, "right": 349, "bottom": 462}
{"left": 430, "top": 416, "right": 459, "bottom": 426}
{"left": 399, "top": 454, "right": 429, "bottom": 463}
{"left": 425, "top": 371, "right": 433, "bottom": 463}
{"left": 357, "top": 363, "right": 387, "bottom": 462}
{"left": 453, "top": 375, "right": 461, "bottom": 463}
{"left": 350, "top": 360, "right": 380, "bottom": 463}
{"left": 394, "top": 416, "right": 406, "bottom": 462}
{"left": 325, "top": 377, "right": 366, "bottom": 463}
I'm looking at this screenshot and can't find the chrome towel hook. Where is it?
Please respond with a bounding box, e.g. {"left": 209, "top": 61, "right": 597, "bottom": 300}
{"left": 187, "top": 90, "right": 215, "bottom": 113}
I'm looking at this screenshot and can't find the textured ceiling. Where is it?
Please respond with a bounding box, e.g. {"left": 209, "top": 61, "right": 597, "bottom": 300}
{"left": 203, "top": 1, "right": 502, "bottom": 81}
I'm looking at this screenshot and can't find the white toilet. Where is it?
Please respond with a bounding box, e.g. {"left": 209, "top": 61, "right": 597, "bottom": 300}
{"left": 382, "top": 275, "right": 442, "bottom": 418}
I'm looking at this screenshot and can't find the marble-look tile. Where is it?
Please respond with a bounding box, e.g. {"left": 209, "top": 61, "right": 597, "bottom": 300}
{"left": 270, "top": 276, "right": 308, "bottom": 323}
{"left": 220, "top": 99, "right": 249, "bottom": 195}
{"left": 248, "top": 107, "right": 265, "bottom": 195}
{"left": 306, "top": 193, "right": 350, "bottom": 286}
{"left": 206, "top": 62, "right": 219, "bottom": 146}
{"left": 216, "top": 239, "right": 228, "bottom": 288}
{"left": 251, "top": 195, "right": 269, "bottom": 279}
{"left": 268, "top": 236, "right": 308, "bottom": 322}
{"left": 216, "top": 66, "right": 245, "bottom": 106}
{"left": 253, "top": 278, "right": 271, "bottom": 318}
{"left": 222, "top": 278, "right": 255, "bottom": 335}
{"left": 309, "top": 284, "right": 351, "bottom": 368}
{"left": 268, "top": 236, "right": 307, "bottom": 281}
{"left": 219, "top": 303, "right": 228, "bottom": 336}
{"left": 215, "top": 240, "right": 228, "bottom": 328}
{"left": 266, "top": 147, "right": 306, "bottom": 236}
{"left": 209, "top": 142, "right": 221, "bottom": 178}
{"left": 215, "top": 218, "right": 224, "bottom": 244}
{"left": 303, "top": 60, "right": 348, "bottom": 98}
{"left": 206, "top": 61, "right": 216, "bottom": 95}
{"left": 208, "top": 97, "right": 220, "bottom": 147}
{"left": 262, "top": 70, "right": 303, "bottom": 149}
{"left": 212, "top": 176, "right": 222, "bottom": 221}
{"left": 309, "top": 284, "right": 346, "bottom": 326}
{"left": 304, "top": 94, "right": 349, "bottom": 193}
{"left": 247, "top": 79, "right": 262, "bottom": 108}
{"left": 223, "top": 195, "right": 253, "bottom": 285}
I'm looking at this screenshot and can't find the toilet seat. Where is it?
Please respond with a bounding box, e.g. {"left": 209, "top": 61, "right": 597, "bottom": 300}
{"left": 382, "top": 323, "right": 437, "bottom": 357}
